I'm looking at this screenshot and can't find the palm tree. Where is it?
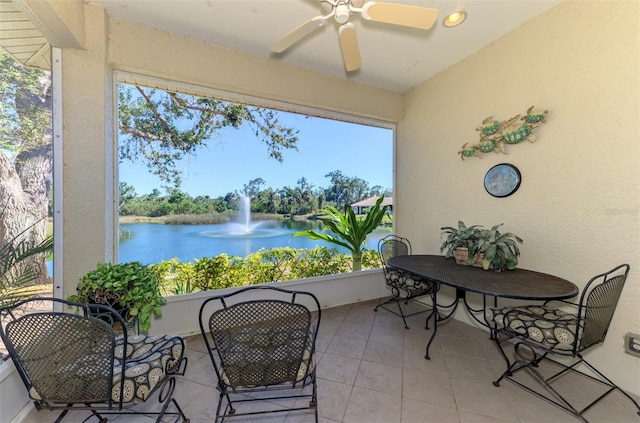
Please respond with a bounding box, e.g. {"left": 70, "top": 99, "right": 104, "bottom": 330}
{"left": 292, "top": 196, "right": 388, "bottom": 271}
{"left": 0, "top": 210, "right": 53, "bottom": 313}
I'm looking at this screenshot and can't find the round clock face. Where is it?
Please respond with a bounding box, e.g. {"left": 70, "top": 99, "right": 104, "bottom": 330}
{"left": 484, "top": 164, "right": 521, "bottom": 198}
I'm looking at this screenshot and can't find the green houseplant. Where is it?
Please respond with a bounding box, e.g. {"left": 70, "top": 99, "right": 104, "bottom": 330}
{"left": 292, "top": 196, "right": 389, "bottom": 271}
{"left": 440, "top": 221, "right": 523, "bottom": 271}
{"left": 476, "top": 224, "right": 523, "bottom": 271}
{"left": 68, "top": 261, "right": 165, "bottom": 332}
{"left": 440, "top": 220, "right": 483, "bottom": 263}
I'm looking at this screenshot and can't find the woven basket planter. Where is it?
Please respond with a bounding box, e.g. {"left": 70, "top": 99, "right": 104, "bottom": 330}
{"left": 453, "top": 248, "right": 484, "bottom": 267}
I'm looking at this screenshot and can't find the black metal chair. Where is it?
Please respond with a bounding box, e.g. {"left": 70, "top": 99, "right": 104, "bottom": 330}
{"left": 489, "top": 264, "right": 640, "bottom": 422}
{"left": 0, "top": 297, "right": 189, "bottom": 423}
{"left": 374, "top": 235, "right": 438, "bottom": 329}
{"left": 198, "top": 285, "right": 320, "bottom": 422}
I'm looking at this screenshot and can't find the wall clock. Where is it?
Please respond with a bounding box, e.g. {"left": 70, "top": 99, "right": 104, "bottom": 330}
{"left": 484, "top": 164, "right": 521, "bottom": 198}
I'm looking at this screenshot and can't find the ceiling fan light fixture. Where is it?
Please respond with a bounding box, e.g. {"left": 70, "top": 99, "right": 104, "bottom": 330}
{"left": 443, "top": 10, "right": 466, "bottom": 27}
{"left": 335, "top": 4, "right": 351, "bottom": 24}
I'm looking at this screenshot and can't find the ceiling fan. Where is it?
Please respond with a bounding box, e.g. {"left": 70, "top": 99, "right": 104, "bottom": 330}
{"left": 270, "top": 0, "right": 439, "bottom": 73}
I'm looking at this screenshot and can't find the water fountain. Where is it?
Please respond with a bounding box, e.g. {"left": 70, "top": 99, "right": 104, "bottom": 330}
{"left": 202, "top": 195, "right": 278, "bottom": 239}
{"left": 237, "top": 195, "right": 261, "bottom": 233}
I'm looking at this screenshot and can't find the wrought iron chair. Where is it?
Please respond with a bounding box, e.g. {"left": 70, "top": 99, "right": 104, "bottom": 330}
{"left": 374, "top": 235, "right": 438, "bottom": 329}
{"left": 0, "top": 297, "right": 189, "bottom": 423}
{"left": 490, "top": 264, "right": 640, "bottom": 422}
{"left": 198, "top": 285, "right": 320, "bottom": 422}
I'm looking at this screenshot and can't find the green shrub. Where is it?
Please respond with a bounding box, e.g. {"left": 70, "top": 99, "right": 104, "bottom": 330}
{"left": 153, "top": 246, "right": 382, "bottom": 295}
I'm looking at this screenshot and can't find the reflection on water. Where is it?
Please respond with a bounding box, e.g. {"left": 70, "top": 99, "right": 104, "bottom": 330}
{"left": 118, "top": 220, "right": 388, "bottom": 265}
{"left": 201, "top": 221, "right": 286, "bottom": 239}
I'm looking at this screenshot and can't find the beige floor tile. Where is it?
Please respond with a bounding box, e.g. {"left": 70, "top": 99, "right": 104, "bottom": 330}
{"left": 368, "top": 323, "right": 405, "bottom": 345}
{"left": 403, "top": 339, "right": 449, "bottom": 376}
{"left": 342, "top": 386, "right": 401, "bottom": 423}
{"left": 317, "top": 353, "right": 361, "bottom": 385}
{"left": 354, "top": 360, "right": 403, "bottom": 396}
{"left": 362, "top": 339, "right": 404, "bottom": 366}
{"left": 440, "top": 335, "right": 486, "bottom": 359}
{"left": 320, "top": 305, "right": 351, "bottom": 321}
{"left": 318, "top": 318, "right": 342, "bottom": 337}
{"left": 444, "top": 353, "right": 497, "bottom": 383}
{"left": 315, "top": 331, "right": 334, "bottom": 353}
{"left": 183, "top": 352, "right": 217, "bottom": 386}
{"left": 325, "top": 335, "right": 367, "bottom": 359}
{"left": 450, "top": 377, "right": 519, "bottom": 421}
{"left": 402, "top": 397, "right": 460, "bottom": 423}
{"left": 317, "top": 378, "right": 352, "bottom": 422}
{"left": 342, "top": 308, "right": 375, "bottom": 326}
{"left": 457, "top": 410, "right": 517, "bottom": 423}
{"left": 336, "top": 321, "right": 372, "bottom": 341}
{"left": 402, "top": 367, "right": 456, "bottom": 409}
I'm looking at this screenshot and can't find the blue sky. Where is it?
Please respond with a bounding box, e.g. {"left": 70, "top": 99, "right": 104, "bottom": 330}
{"left": 119, "top": 111, "right": 394, "bottom": 198}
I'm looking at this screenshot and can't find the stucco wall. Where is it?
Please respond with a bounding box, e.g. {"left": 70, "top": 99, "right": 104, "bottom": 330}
{"left": 397, "top": 1, "right": 639, "bottom": 394}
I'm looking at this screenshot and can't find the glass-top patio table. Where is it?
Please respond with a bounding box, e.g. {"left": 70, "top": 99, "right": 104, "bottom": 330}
{"left": 387, "top": 255, "right": 579, "bottom": 359}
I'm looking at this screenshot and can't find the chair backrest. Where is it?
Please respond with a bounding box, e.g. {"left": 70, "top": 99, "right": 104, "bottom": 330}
{"left": 0, "top": 298, "right": 124, "bottom": 404}
{"left": 199, "top": 286, "right": 320, "bottom": 389}
{"left": 378, "top": 235, "right": 411, "bottom": 269}
{"left": 577, "top": 264, "right": 630, "bottom": 352}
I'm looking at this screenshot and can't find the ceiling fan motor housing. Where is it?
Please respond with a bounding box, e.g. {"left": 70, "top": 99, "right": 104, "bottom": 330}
{"left": 334, "top": 4, "right": 350, "bottom": 24}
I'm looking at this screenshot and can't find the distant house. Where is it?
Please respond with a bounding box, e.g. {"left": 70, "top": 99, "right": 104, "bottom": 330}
{"left": 351, "top": 196, "right": 393, "bottom": 214}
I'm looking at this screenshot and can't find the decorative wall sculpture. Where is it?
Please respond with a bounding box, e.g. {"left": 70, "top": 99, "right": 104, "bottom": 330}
{"left": 458, "top": 106, "right": 548, "bottom": 160}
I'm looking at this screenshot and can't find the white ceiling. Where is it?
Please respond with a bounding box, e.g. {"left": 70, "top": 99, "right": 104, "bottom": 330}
{"left": 89, "top": 0, "right": 559, "bottom": 93}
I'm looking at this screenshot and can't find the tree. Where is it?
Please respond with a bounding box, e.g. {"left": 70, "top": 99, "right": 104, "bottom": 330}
{"left": 0, "top": 51, "right": 52, "bottom": 286}
{"left": 292, "top": 196, "right": 388, "bottom": 271}
{"left": 119, "top": 182, "right": 137, "bottom": 212}
{"left": 241, "top": 178, "right": 265, "bottom": 199}
{"left": 118, "top": 84, "right": 300, "bottom": 188}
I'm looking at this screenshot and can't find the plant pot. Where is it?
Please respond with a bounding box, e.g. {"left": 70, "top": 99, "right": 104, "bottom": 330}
{"left": 86, "top": 292, "right": 138, "bottom": 333}
{"left": 453, "top": 248, "right": 484, "bottom": 268}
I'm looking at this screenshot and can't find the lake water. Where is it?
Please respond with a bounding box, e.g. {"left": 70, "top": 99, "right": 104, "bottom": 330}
{"left": 118, "top": 220, "right": 390, "bottom": 264}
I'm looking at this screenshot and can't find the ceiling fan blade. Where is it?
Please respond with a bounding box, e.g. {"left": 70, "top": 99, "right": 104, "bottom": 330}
{"left": 270, "top": 16, "right": 327, "bottom": 53}
{"left": 338, "top": 23, "right": 361, "bottom": 72}
{"left": 361, "top": 2, "right": 439, "bottom": 30}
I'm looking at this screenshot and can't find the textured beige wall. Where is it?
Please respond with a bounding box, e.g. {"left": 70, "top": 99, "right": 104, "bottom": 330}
{"left": 397, "top": 1, "right": 639, "bottom": 393}
{"left": 60, "top": 4, "right": 115, "bottom": 300}
{"left": 108, "top": 19, "right": 403, "bottom": 123}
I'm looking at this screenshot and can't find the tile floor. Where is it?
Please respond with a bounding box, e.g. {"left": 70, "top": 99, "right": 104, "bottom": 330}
{"left": 13, "top": 297, "right": 640, "bottom": 423}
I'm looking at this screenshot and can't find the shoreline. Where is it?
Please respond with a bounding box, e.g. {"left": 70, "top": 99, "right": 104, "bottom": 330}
{"left": 118, "top": 214, "right": 313, "bottom": 225}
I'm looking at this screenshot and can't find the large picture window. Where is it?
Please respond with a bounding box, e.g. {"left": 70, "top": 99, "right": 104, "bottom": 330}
{"left": 116, "top": 80, "right": 393, "bottom": 295}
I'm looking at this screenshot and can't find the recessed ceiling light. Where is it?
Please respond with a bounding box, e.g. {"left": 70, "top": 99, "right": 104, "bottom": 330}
{"left": 443, "top": 10, "right": 466, "bottom": 27}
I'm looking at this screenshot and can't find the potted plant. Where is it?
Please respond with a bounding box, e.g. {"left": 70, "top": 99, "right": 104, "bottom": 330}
{"left": 292, "top": 196, "right": 389, "bottom": 271}
{"left": 68, "top": 261, "right": 165, "bottom": 332}
{"left": 440, "top": 221, "right": 484, "bottom": 265}
{"left": 476, "top": 224, "right": 523, "bottom": 271}
{"left": 440, "top": 221, "right": 523, "bottom": 271}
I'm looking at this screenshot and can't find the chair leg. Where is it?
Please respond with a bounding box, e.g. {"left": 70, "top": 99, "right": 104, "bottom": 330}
{"left": 311, "top": 371, "right": 319, "bottom": 423}
{"left": 493, "top": 340, "right": 640, "bottom": 421}
{"left": 154, "top": 376, "right": 190, "bottom": 423}
{"left": 576, "top": 355, "right": 640, "bottom": 417}
{"left": 398, "top": 299, "right": 410, "bottom": 329}
{"left": 215, "top": 389, "right": 236, "bottom": 422}
{"left": 374, "top": 295, "right": 434, "bottom": 330}
{"left": 53, "top": 409, "right": 70, "bottom": 423}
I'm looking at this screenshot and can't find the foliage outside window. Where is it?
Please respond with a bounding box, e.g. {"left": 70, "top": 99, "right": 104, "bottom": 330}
{"left": 117, "top": 82, "right": 393, "bottom": 292}
{"left": 0, "top": 52, "right": 53, "bottom": 294}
